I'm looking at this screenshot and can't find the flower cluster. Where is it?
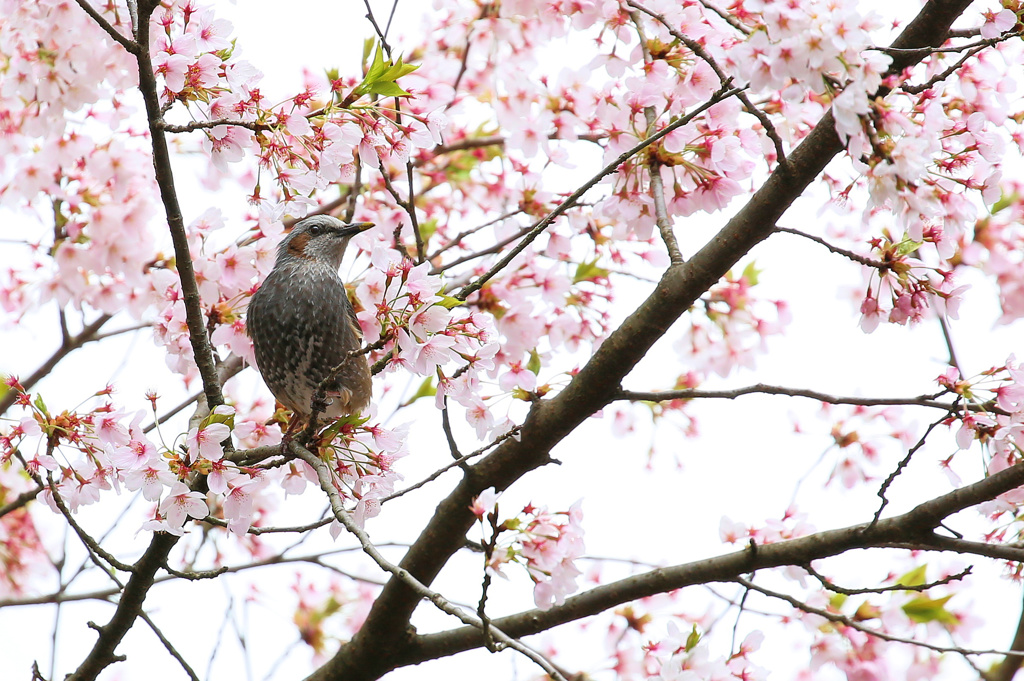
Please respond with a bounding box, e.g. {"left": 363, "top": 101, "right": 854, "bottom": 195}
{"left": 800, "top": 561, "right": 975, "bottom": 680}
{"left": 720, "top": 506, "right": 815, "bottom": 546}
{"left": 652, "top": 625, "right": 766, "bottom": 681}
{"left": 858, "top": 231, "right": 969, "bottom": 332}
{"left": 937, "top": 359, "right": 1024, "bottom": 513}
{"left": 0, "top": 374, "right": 404, "bottom": 539}
{"left": 310, "top": 416, "right": 409, "bottom": 530}
{"left": 0, "top": 462, "right": 48, "bottom": 597}
{"left": 471, "top": 488, "right": 585, "bottom": 610}
{"left": 957, "top": 180, "right": 1024, "bottom": 324}
{"left": 675, "top": 264, "right": 791, "bottom": 378}
{"left": 152, "top": 1, "right": 446, "bottom": 219}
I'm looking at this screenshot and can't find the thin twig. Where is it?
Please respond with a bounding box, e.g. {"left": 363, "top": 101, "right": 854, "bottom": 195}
{"left": 938, "top": 315, "right": 962, "bottom": 373}
{"left": 426, "top": 210, "right": 523, "bottom": 261}
{"left": 0, "top": 485, "right": 42, "bottom": 519}
{"left": 72, "top": 0, "right": 138, "bottom": 54}
{"left": 383, "top": 426, "right": 522, "bottom": 503}
{"left": 869, "top": 415, "right": 953, "bottom": 528}
{"left": 901, "top": 44, "right": 990, "bottom": 95}
{"left": 874, "top": 35, "right": 1003, "bottom": 56}
{"left": 737, "top": 576, "right": 1024, "bottom": 659}
{"left": 773, "top": 226, "right": 887, "bottom": 268}
{"left": 344, "top": 157, "right": 363, "bottom": 223}
{"left": 446, "top": 23, "right": 475, "bottom": 110}
{"left": 629, "top": 10, "right": 684, "bottom": 264}
{"left": 406, "top": 161, "right": 426, "bottom": 263}
{"left": 802, "top": 563, "right": 972, "bottom": 596}
{"left": 158, "top": 118, "right": 267, "bottom": 133}
{"left": 698, "top": 0, "right": 750, "bottom": 35}
{"left": 613, "top": 383, "right": 955, "bottom": 411}
{"left": 43, "top": 474, "right": 135, "bottom": 574}
{"left": 138, "top": 610, "right": 200, "bottom": 681}
{"left": 440, "top": 397, "right": 464, "bottom": 461}
{"left": 362, "top": 0, "right": 394, "bottom": 56}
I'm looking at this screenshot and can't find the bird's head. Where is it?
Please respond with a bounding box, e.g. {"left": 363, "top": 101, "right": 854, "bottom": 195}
{"left": 277, "top": 216, "right": 375, "bottom": 269}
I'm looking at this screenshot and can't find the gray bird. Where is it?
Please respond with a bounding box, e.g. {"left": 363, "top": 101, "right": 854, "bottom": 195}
{"left": 247, "top": 216, "right": 374, "bottom": 432}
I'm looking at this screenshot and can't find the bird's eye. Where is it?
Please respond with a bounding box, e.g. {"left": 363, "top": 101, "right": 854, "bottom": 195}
{"left": 307, "top": 224, "right": 323, "bottom": 236}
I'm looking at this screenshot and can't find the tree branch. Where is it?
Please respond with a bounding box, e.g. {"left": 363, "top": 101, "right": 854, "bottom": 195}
{"left": 993, "top": 591, "right": 1024, "bottom": 681}
{"left": 397, "top": 458, "right": 1024, "bottom": 666}
{"left": 72, "top": 0, "right": 138, "bottom": 54}
{"left": 311, "top": 4, "right": 974, "bottom": 679}
{"left": 614, "top": 383, "right": 956, "bottom": 411}
{"left": 291, "top": 441, "right": 568, "bottom": 681}
{"left": 629, "top": 9, "right": 685, "bottom": 265}
{"left": 774, "top": 226, "right": 888, "bottom": 268}
{"left": 66, "top": 1, "right": 230, "bottom": 676}
{"left": 736, "top": 576, "right": 1022, "bottom": 659}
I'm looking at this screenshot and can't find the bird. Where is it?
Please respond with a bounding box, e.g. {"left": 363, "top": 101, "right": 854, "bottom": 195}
{"left": 246, "top": 215, "right": 375, "bottom": 436}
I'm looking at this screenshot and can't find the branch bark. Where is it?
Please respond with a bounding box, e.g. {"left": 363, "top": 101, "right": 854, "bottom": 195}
{"left": 67, "top": 1, "right": 230, "bottom": 677}
{"left": 308, "top": 2, "right": 973, "bottom": 680}
{"left": 400, "top": 458, "right": 1024, "bottom": 666}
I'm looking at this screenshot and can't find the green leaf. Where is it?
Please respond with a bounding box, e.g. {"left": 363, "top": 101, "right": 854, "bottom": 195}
{"left": 202, "top": 411, "right": 235, "bottom": 430}
{"left": 380, "top": 57, "right": 419, "bottom": 82}
{"left": 403, "top": 377, "right": 436, "bottom": 406}
{"left": 526, "top": 349, "right": 541, "bottom": 375}
{"left": 902, "top": 594, "right": 958, "bottom": 625}
{"left": 367, "top": 81, "right": 412, "bottom": 98}
{"left": 33, "top": 394, "right": 48, "bottom": 417}
{"left": 365, "top": 44, "right": 388, "bottom": 81}
{"left": 895, "top": 238, "right": 922, "bottom": 257}
{"left": 352, "top": 44, "right": 420, "bottom": 101}
{"left": 573, "top": 258, "right": 609, "bottom": 284}
{"left": 437, "top": 295, "right": 464, "bottom": 310}
{"left": 319, "top": 412, "right": 371, "bottom": 443}
{"left": 685, "top": 624, "right": 701, "bottom": 651}
{"left": 896, "top": 564, "right": 927, "bottom": 589}
{"left": 990, "top": 189, "right": 1017, "bottom": 214}
{"left": 741, "top": 260, "right": 761, "bottom": 286}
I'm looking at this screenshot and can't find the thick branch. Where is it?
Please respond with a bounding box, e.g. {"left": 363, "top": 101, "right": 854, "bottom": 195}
{"left": 67, "top": 1, "right": 229, "bottom": 676}
{"left": 134, "top": 10, "right": 225, "bottom": 414}
{"left": 312, "top": 4, "right": 973, "bottom": 680}
{"left": 993, "top": 592, "right": 1024, "bottom": 681}
{"left": 400, "top": 459, "right": 1024, "bottom": 665}
{"left": 292, "top": 441, "right": 566, "bottom": 681}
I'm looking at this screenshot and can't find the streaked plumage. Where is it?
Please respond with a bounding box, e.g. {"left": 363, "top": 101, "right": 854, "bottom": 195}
{"left": 247, "top": 215, "right": 373, "bottom": 424}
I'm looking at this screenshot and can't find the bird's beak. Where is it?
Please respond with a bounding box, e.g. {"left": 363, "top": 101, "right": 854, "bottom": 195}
{"left": 339, "top": 221, "right": 375, "bottom": 237}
